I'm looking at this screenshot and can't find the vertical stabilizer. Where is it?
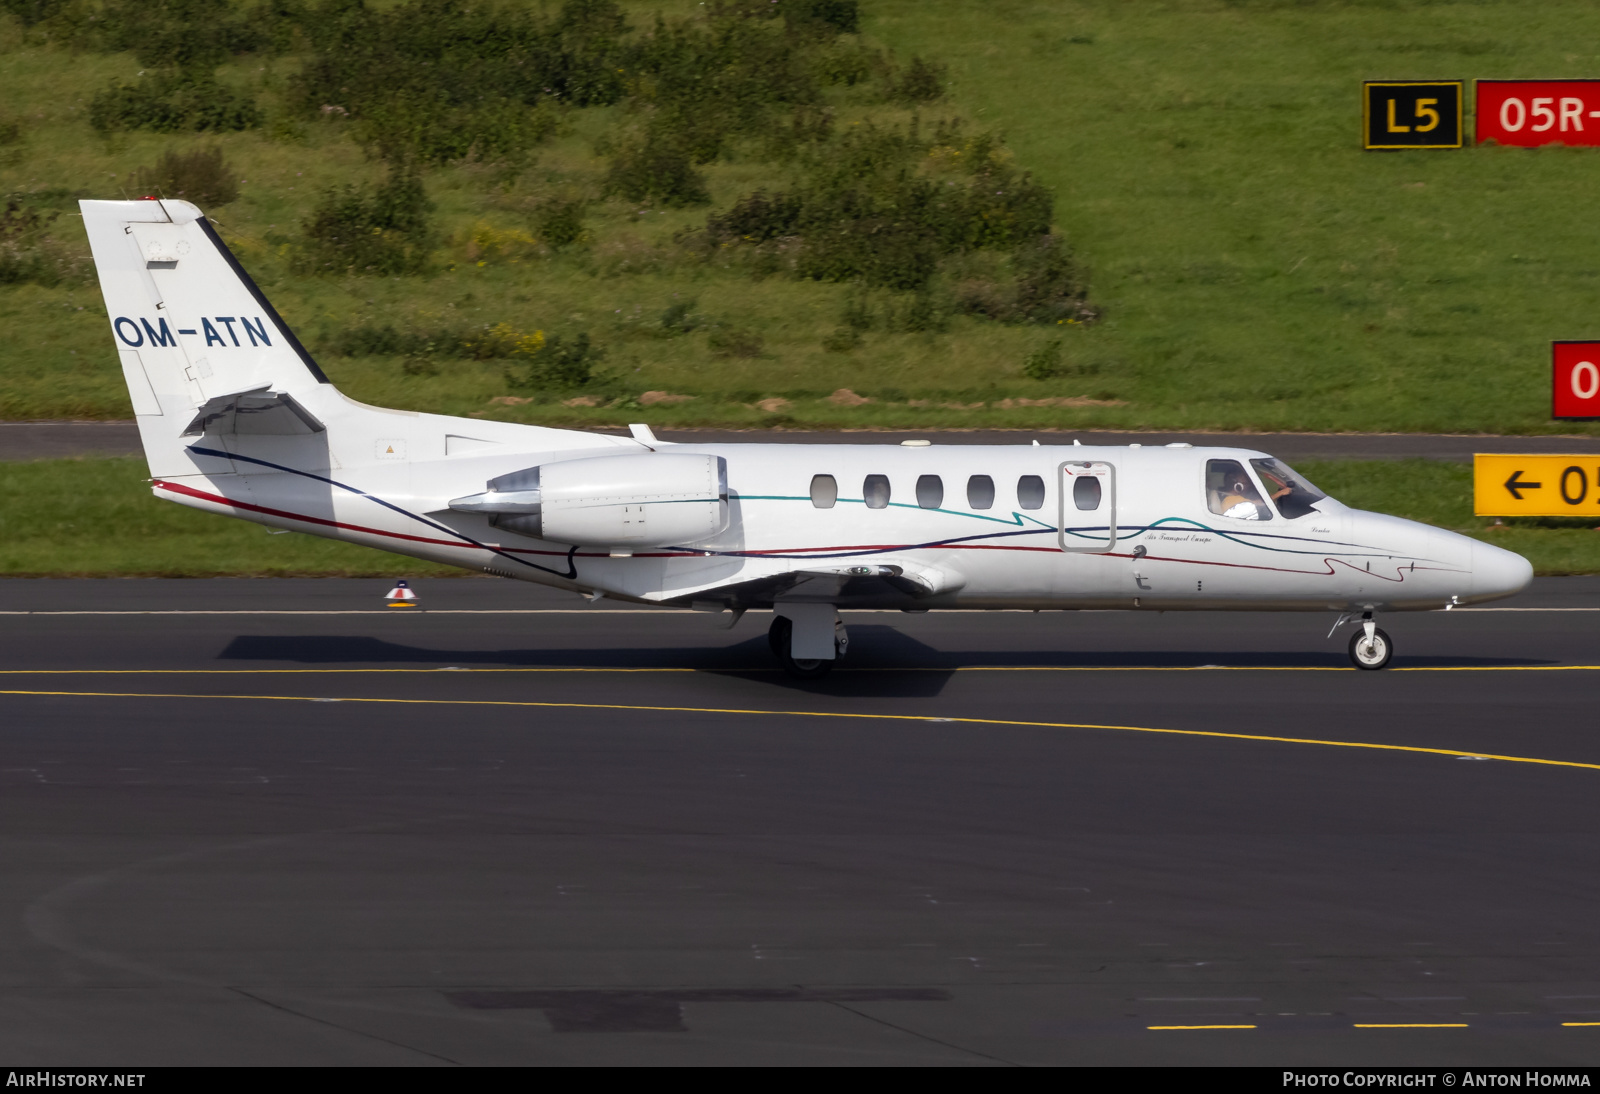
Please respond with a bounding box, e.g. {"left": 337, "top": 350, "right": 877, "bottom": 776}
{"left": 80, "top": 198, "right": 330, "bottom": 478}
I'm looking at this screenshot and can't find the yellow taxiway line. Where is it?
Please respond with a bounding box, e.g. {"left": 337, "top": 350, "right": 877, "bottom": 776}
{"left": 0, "top": 665, "right": 1598, "bottom": 676}
{"left": 4, "top": 688, "right": 1600, "bottom": 774}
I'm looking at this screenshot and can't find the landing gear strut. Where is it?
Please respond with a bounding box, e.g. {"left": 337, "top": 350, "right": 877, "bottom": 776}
{"left": 1347, "top": 611, "right": 1393, "bottom": 670}
{"left": 768, "top": 615, "right": 845, "bottom": 680}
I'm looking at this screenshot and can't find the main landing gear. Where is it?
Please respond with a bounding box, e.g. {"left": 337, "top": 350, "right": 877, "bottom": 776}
{"left": 768, "top": 613, "right": 848, "bottom": 680}
{"left": 1345, "top": 611, "right": 1393, "bottom": 670}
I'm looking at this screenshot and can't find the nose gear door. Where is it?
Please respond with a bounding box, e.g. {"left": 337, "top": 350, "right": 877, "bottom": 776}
{"left": 1059, "top": 461, "right": 1116, "bottom": 552}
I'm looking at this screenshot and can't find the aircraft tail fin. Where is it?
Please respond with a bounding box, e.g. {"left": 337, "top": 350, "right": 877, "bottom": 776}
{"left": 80, "top": 198, "right": 332, "bottom": 477}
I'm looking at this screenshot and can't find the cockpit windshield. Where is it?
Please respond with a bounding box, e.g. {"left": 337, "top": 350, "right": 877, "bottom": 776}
{"left": 1250, "top": 458, "right": 1327, "bottom": 519}
{"left": 1206, "top": 459, "right": 1272, "bottom": 521}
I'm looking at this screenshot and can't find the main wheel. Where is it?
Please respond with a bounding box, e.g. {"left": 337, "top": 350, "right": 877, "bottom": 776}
{"left": 768, "top": 616, "right": 835, "bottom": 680}
{"left": 1348, "top": 626, "right": 1393, "bottom": 670}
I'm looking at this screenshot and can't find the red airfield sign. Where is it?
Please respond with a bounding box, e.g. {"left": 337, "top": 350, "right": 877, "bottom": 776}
{"left": 1553, "top": 341, "right": 1600, "bottom": 421}
{"left": 1477, "top": 80, "right": 1600, "bottom": 147}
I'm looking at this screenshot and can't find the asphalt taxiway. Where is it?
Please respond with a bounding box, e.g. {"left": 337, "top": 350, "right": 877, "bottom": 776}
{"left": 2, "top": 576, "right": 1600, "bottom": 1066}
{"left": 6, "top": 420, "right": 1600, "bottom": 463}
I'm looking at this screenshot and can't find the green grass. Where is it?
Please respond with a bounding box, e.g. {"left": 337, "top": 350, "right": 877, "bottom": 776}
{"left": 5, "top": 1, "right": 1600, "bottom": 434}
{"left": 0, "top": 457, "right": 464, "bottom": 577}
{"left": 3, "top": 456, "right": 1596, "bottom": 576}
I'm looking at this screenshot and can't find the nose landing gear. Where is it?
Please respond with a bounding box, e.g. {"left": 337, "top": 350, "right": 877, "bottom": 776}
{"left": 1346, "top": 611, "right": 1393, "bottom": 670}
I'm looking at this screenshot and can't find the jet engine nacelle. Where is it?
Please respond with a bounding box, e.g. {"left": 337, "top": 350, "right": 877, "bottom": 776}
{"left": 449, "top": 452, "right": 728, "bottom": 548}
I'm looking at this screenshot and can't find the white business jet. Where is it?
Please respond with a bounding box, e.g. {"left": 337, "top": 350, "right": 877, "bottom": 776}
{"left": 81, "top": 198, "right": 1533, "bottom": 676}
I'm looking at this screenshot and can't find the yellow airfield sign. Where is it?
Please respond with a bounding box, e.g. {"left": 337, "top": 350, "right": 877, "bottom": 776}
{"left": 1474, "top": 454, "right": 1600, "bottom": 517}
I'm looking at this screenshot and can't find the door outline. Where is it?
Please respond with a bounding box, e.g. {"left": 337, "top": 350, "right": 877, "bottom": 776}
{"left": 1058, "top": 461, "right": 1116, "bottom": 552}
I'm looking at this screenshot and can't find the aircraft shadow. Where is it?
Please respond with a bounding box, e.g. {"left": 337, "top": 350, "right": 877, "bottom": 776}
{"left": 216, "top": 632, "right": 954, "bottom": 697}
{"left": 216, "top": 628, "right": 1552, "bottom": 700}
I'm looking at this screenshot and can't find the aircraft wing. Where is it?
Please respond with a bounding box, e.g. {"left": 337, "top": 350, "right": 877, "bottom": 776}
{"left": 655, "top": 559, "right": 966, "bottom": 609}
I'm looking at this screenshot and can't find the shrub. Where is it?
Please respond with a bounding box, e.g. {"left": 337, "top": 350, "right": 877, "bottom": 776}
{"left": 296, "top": 170, "right": 434, "bottom": 275}
{"left": 1, "top": 0, "right": 66, "bottom": 27}
{"left": 603, "top": 131, "right": 710, "bottom": 207}
{"left": 659, "top": 298, "right": 703, "bottom": 335}
{"left": 811, "top": 38, "right": 885, "bottom": 87}
{"left": 289, "top": 0, "right": 618, "bottom": 167}
{"left": 786, "top": 0, "right": 859, "bottom": 36}
{"left": 90, "top": 71, "right": 260, "bottom": 134}
{"left": 889, "top": 56, "right": 947, "bottom": 103}
{"left": 761, "top": 104, "right": 835, "bottom": 161}
{"left": 799, "top": 218, "right": 942, "bottom": 290}
{"left": 956, "top": 234, "right": 1095, "bottom": 325}
{"left": 1022, "top": 341, "right": 1065, "bottom": 380}
{"left": 323, "top": 321, "right": 552, "bottom": 361}
{"left": 707, "top": 324, "right": 764, "bottom": 358}
{"left": 356, "top": 94, "right": 559, "bottom": 171}
{"left": 704, "top": 189, "right": 804, "bottom": 244}
{"left": 695, "top": 121, "right": 1058, "bottom": 291}
{"left": 0, "top": 199, "right": 91, "bottom": 287}
{"left": 100, "top": 0, "right": 271, "bottom": 69}
{"left": 892, "top": 288, "right": 948, "bottom": 333}
{"left": 464, "top": 221, "right": 540, "bottom": 264}
{"left": 821, "top": 326, "right": 861, "bottom": 353}
{"left": 505, "top": 331, "right": 602, "bottom": 389}
{"left": 840, "top": 289, "right": 873, "bottom": 331}
{"left": 535, "top": 196, "right": 588, "bottom": 248}
{"left": 133, "top": 145, "right": 240, "bottom": 206}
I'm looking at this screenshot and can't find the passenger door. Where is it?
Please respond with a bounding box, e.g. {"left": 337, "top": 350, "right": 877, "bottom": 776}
{"left": 1058, "top": 461, "right": 1116, "bottom": 552}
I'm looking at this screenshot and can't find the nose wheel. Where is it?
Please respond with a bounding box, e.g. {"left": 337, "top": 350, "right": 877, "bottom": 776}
{"left": 1348, "top": 620, "right": 1393, "bottom": 670}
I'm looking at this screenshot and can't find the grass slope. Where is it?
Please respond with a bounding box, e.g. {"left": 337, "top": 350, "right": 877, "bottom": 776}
{"left": 3, "top": 456, "right": 1594, "bottom": 577}
{"left": 4, "top": 1, "right": 1600, "bottom": 434}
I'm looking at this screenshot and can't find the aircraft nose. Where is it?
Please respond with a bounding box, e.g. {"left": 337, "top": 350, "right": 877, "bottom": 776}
{"left": 1471, "top": 539, "right": 1533, "bottom": 603}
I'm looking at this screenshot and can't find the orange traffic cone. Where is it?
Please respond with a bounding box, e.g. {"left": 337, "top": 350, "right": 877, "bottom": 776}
{"left": 385, "top": 579, "right": 418, "bottom": 607}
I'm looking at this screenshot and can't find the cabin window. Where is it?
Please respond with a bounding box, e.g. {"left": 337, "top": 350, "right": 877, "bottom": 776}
{"left": 1073, "top": 475, "right": 1103, "bottom": 511}
{"left": 810, "top": 474, "right": 837, "bottom": 509}
{"left": 863, "top": 474, "right": 891, "bottom": 509}
{"left": 1017, "top": 474, "right": 1046, "bottom": 510}
{"left": 916, "top": 474, "right": 944, "bottom": 509}
{"left": 967, "top": 475, "right": 995, "bottom": 509}
{"left": 1206, "top": 459, "right": 1272, "bottom": 521}
{"left": 1250, "top": 458, "right": 1326, "bottom": 520}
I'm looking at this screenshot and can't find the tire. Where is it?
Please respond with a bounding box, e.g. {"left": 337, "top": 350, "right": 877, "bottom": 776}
{"left": 768, "top": 615, "right": 835, "bottom": 679}
{"left": 1348, "top": 626, "right": 1393, "bottom": 670}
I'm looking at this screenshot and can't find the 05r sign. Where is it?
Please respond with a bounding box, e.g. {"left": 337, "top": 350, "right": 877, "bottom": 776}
{"left": 1553, "top": 342, "right": 1600, "bottom": 420}
{"left": 1477, "top": 80, "right": 1600, "bottom": 147}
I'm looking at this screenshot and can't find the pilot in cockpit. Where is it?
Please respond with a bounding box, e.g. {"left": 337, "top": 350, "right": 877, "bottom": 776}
{"left": 1206, "top": 459, "right": 1270, "bottom": 521}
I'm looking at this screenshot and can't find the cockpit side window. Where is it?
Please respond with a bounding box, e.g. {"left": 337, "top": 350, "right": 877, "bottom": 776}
{"left": 1250, "top": 458, "right": 1327, "bottom": 520}
{"left": 1206, "top": 459, "right": 1272, "bottom": 521}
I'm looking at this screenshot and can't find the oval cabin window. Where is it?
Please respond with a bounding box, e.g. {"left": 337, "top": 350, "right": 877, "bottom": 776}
{"left": 863, "top": 474, "right": 891, "bottom": 509}
{"left": 810, "top": 474, "right": 837, "bottom": 509}
{"left": 967, "top": 475, "right": 995, "bottom": 510}
{"left": 1073, "top": 475, "right": 1102, "bottom": 511}
{"left": 1017, "top": 475, "right": 1046, "bottom": 510}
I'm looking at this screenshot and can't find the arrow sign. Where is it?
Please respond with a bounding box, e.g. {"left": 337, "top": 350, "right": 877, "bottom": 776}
{"left": 1503, "top": 469, "right": 1542, "bottom": 500}
{"left": 1476, "top": 454, "right": 1600, "bottom": 517}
